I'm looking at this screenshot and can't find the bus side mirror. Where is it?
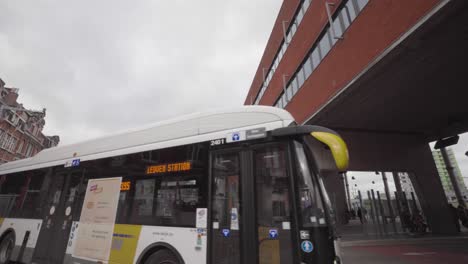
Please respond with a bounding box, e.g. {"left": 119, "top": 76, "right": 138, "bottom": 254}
{"left": 310, "top": 132, "right": 349, "bottom": 172}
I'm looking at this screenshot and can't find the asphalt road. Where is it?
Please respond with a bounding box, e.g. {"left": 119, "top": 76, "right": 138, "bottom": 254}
{"left": 340, "top": 237, "right": 468, "bottom": 264}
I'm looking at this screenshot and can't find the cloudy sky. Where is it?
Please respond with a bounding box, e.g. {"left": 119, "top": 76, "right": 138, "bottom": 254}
{"left": 1, "top": 1, "right": 467, "bottom": 186}
{"left": 0, "top": 0, "right": 282, "bottom": 144}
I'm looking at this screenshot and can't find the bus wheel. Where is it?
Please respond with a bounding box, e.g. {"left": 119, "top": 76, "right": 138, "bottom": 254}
{"left": 0, "top": 232, "right": 14, "bottom": 264}
{"left": 145, "top": 249, "right": 180, "bottom": 264}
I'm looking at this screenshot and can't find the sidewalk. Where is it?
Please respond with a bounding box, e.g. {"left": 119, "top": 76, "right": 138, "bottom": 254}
{"left": 339, "top": 219, "right": 468, "bottom": 263}
{"left": 340, "top": 236, "right": 468, "bottom": 264}
{"left": 338, "top": 218, "right": 468, "bottom": 242}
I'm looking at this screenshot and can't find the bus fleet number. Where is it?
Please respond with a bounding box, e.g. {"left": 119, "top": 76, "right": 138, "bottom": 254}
{"left": 210, "top": 139, "right": 225, "bottom": 146}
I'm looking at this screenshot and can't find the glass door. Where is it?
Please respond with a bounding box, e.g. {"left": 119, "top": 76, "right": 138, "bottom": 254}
{"left": 33, "top": 170, "right": 84, "bottom": 264}
{"left": 208, "top": 144, "right": 297, "bottom": 264}
{"left": 253, "top": 144, "right": 296, "bottom": 264}
{"left": 210, "top": 151, "right": 242, "bottom": 264}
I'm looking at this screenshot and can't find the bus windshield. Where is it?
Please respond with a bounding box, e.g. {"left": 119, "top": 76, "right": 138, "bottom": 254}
{"left": 294, "top": 141, "right": 329, "bottom": 227}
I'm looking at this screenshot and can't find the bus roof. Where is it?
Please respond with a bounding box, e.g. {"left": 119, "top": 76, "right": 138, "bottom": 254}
{"left": 0, "top": 106, "right": 294, "bottom": 175}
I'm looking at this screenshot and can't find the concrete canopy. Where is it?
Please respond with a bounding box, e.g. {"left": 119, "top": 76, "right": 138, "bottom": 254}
{"left": 308, "top": 0, "right": 468, "bottom": 143}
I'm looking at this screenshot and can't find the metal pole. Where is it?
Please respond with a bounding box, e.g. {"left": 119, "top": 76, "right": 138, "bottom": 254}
{"left": 281, "top": 21, "right": 290, "bottom": 44}
{"left": 394, "top": 191, "right": 403, "bottom": 232}
{"left": 344, "top": 173, "right": 351, "bottom": 211}
{"left": 371, "top": 189, "right": 382, "bottom": 236}
{"left": 358, "top": 190, "right": 363, "bottom": 209}
{"left": 440, "top": 147, "right": 466, "bottom": 207}
{"left": 377, "top": 191, "right": 388, "bottom": 235}
{"left": 382, "top": 172, "right": 397, "bottom": 233}
{"left": 392, "top": 172, "right": 404, "bottom": 207}
{"left": 367, "top": 190, "right": 376, "bottom": 225}
{"left": 410, "top": 192, "right": 419, "bottom": 212}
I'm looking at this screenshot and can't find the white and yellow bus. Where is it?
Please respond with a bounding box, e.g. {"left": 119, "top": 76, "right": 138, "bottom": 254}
{"left": 0, "top": 106, "right": 348, "bottom": 264}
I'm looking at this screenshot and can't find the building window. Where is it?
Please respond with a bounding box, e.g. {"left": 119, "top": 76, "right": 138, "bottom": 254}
{"left": 304, "top": 56, "right": 313, "bottom": 78}
{"left": 25, "top": 143, "right": 33, "bottom": 157}
{"left": 319, "top": 31, "right": 332, "bottom": 58}
{"left": 0, "top": 134, "right": 17, "bottom": 153}
{"left": 346, "top": 0, "right": 358, "bottom": 21}
{"left": 291, "top": 76, "right": 299, "bottom": 95}
{"left": 357, "top": 0, "right": 370, "bottom": 11}
{"left": 311, "top": 49, "right": 320, "bottom": 68}
{"left": 286, "top": 84, "right": 293, "bottom": 100}
{"left": 252, "top": 0, "right": 314, "bottom": 104}
{"left": 8, "top": 113, "right": 19, "bottom": 125}
{"left": 9, "top": 137, "right": 17, "bottom": 152}
{"left": 16, "top": 140, "right": 24, "bottom": 154}
{"left": 297, "top": 68, "right": 306, "bottom": 88}
{"left": 271, "top": 0, "right": 370, "bottom": 107}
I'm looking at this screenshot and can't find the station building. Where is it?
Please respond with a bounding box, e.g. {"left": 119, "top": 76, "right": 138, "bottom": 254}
{"left": 245, "top": 0, "right": 468, "bottom": 234}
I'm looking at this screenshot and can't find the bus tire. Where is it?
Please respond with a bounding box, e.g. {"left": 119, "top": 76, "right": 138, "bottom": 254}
{"left": 145, "top": 249, "right": 179, "bottom": 264}
{"left": 0, "top": 232, "right": 14, "bottom": 264}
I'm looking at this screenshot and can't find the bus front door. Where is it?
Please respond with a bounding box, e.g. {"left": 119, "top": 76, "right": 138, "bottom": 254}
{"left": 252, "top": 144, "right": 296, "bottom": 264}
{"left": 33, "top": 171, "right": 83, "bottom": 264}
{"left": 210, "top": 151, "right": 242, "bottom": 264}
{"left": 209, "top": 144, "right": 296, "bottom": 264}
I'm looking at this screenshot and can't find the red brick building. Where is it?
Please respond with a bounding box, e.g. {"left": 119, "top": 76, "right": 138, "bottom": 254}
{"left": 244, "top": 0, "right": 446, "bottom": 122}
{"left": 0, "top": 78, "right": 59, "bottom": 163}
{"left": 243, "top": 0, "right": 468, "bottom": 233}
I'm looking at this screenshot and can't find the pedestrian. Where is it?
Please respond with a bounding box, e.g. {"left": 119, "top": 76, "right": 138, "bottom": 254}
{"left": 449, "top": 203, "right": 460, "bottom": 232}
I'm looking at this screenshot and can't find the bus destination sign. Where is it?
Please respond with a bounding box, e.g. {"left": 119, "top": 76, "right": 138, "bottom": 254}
{"left": 146, "top": 161, "right": 191, "bottom": 175}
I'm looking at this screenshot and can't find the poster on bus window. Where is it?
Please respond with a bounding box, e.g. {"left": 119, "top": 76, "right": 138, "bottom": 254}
{"left": 73, "top": 177, "right": 122, "bottom": 262}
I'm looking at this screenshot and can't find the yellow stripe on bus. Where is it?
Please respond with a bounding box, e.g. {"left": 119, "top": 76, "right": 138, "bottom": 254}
{"left": 0, "top": 218, "right": 4, "bottom": 227}
{"left": 109, "top": 224, "right": 142, "bottom": 264}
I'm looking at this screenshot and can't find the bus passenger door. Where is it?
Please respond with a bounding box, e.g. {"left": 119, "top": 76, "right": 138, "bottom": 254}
{"left": 209, "top": 151, "right": 242, "bottom": 264}
{"left": 252, "top": 144, "right": 296, "bottom": 264}
{"left": 208, "top": 144, "right": 296, "bottom": 264}
{"left": 33, "top": 171, "right": 84, "bottom": 264}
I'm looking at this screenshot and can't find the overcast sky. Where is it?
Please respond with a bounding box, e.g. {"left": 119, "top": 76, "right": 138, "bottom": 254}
{"left": 1, "top": 1, "right": 467, "bottom": 185}
{"left": 0, "top": 0, "right": 282, "bottom": 144}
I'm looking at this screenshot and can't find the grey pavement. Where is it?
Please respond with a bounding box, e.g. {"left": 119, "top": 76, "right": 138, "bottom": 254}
{"left": 338, "top": 219, "right": 468, "bottom": 263}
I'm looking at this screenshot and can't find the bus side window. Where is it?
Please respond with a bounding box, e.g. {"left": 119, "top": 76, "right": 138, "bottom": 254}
{"left": 125, "top": 143, "right": 209, "bottom": 227}
{"left": 19, "top": 171, "right": 47, "bottom": 218}
{"left": 0, "top": 173, "right": 25, "bottom": 217}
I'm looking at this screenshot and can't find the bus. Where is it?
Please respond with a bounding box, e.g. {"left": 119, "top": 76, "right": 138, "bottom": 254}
{"left": 0, "top": 106, "right": 348, "bottom": 264}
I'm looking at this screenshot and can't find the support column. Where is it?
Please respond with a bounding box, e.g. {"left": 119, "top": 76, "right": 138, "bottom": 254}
{"left": 392, "top": 172, "right": 403, "bottom": 201}
{"left": 406, "top": 143, "right": 458, "bottom": 235}
{"left": 382, "top": 172, "right": 397, "bottom": 233}
{"left": 440, "top": 147, "right": 466, "bottom": 207}
{"left": 337, "top": 130, "right": 459, "bottom": 235}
